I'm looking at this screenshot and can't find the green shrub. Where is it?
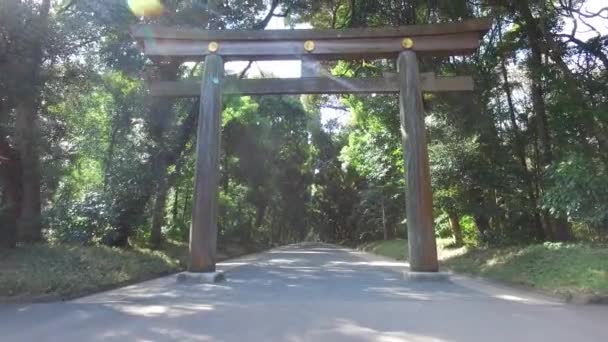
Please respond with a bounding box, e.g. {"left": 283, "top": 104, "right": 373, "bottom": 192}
{"left": 46, "top": 191, "right": 119, "bottom": 245}
{"left": 544, "top": 155, "right": 608, "bottom": 237}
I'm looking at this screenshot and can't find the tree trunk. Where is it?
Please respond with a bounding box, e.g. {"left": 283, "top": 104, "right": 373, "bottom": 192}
{"left": 108, "top": 63, "right": 193, "bottom": 246}
{"left": 149, "top": 176, "right": 169, "bottom": 248}
{"left": 497, "top": 30, "right": 545, "bottom": 240}
{"left": 254, "top": 203, "right": 267, "bottom": 229}
{"left": 474, "top": 214, "right": 491, "bottom": 243}
{"left": 269, "top": 215, "right": 275, "bottom": 246}
{"left": 103, "top": 118, "right": 121, "bottom": 190}
{"left": 0, "top": 138, "right": 22, "bottom": 248}
{"left": 148, "top": 75, "right": 175, "bottom": 213}
{"left": 12, "top": 0, "right": 51, "bottom": 242}
{"left": 222, "top": 151, "right": 229, "bottom": 193}
{"left": 448, "top": 211, "right": 463, "bottom": 246}
{"left": 15, "top": 100, "right": 42, "bottom": 242}
{"left": 551, "top": 216, "right": 573, "bottom": 242}
{"left": 517, "top": 2, "right": 572, "bottom": 241}
{"left": 182, "top": 184, "right": 191, "bottom": 222}
{"left": 381, "top": 194, "right": 389, "bottom": 240}
{"left": 519, "top": 5, "right": 553, "bottom": 167}
{"left": 172, "top": 185, "right": 179, "bottom": 223}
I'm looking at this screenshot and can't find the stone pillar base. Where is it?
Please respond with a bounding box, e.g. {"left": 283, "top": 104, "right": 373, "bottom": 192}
{"left": 176, "top": 271, "right": 225, "bottom": 284}
{"left": 404, "top": 271, "right": 450, "bottom": 282}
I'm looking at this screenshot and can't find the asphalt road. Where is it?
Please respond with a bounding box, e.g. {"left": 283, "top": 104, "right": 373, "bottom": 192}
{"left": 1, "top": 243, "right": 607, "bottom": 341}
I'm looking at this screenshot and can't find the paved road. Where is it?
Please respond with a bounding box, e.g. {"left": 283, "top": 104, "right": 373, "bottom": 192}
{"left": 1, "top": 243, "right": 607, "bottom": 341}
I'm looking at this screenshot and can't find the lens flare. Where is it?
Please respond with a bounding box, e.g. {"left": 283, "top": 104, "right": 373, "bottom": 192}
{"left": 127, "top": 0, "right": 165, "bottom": 17}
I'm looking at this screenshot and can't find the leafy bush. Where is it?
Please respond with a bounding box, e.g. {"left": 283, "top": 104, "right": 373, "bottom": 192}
{"left": 47, "top": 191, "right": 118, "bottom": 245}
{"left": 543, "top": 155, "right": 608, "bottom": 236}
{"left": 435, "top": 213, "right": 478, "bottom": 246}
{"left": 434, "top": 212, "right": 453, "bottom": 238}
{"left": 459, "top": 215, "right": 479, "bottom": 246}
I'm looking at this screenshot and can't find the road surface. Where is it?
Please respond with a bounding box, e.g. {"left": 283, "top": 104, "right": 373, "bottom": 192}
{"left": 1, "top": 243, "right": 607, "bottom": 341}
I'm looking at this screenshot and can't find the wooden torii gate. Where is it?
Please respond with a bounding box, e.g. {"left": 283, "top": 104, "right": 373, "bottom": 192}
{"left": 132, "top": 18, "right": 491, "bottom": 275}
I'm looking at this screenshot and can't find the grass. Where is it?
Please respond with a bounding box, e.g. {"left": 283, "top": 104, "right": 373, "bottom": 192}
{"left": 360, "top": 239, "right": 409, "bottom": 261}
{"left": 0, "top": 240, "right": 259, "bottom": 301}
{"left": 360, "top": 239, "right": 608, "bottom": 297}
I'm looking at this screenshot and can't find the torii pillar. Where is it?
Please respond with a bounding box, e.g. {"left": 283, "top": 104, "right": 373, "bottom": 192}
{"left": 131, "top": 18, "right": 491, "bottom": 279}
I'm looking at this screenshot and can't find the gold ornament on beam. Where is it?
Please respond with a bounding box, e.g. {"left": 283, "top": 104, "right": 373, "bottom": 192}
{"left": 304, "top": 40, "right": 315, "bottom": 53}
{"left": 208, "top": 41, "right": 220, "bottom": 53}
{"left": 401, "top": 38, "right": 414, "bottom": 49}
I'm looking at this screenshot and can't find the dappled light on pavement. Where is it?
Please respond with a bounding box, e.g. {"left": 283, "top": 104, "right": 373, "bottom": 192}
{"left": 1, "top": 244, "right": 607, "bottom": 341}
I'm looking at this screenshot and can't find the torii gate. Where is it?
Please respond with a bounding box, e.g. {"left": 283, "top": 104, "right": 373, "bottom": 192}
{"left": 132, "top": 19, "right": 491, "bottom": 276}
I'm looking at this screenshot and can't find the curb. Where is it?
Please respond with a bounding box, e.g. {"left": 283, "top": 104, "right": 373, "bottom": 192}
{"left": 404, "top": 271, "right": 451, "bottom": 282}
{"left": 564, "top": 293, "right": 608, "bottom": 305}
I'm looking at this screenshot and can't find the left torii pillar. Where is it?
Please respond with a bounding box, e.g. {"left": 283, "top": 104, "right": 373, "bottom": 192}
{"left": 189, "top": 53, "right": 223, "bottom": 274}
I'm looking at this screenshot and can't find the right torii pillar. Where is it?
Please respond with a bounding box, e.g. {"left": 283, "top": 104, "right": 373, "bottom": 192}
{"left": 398, "top": 50, "right": 439, "bottom": 272}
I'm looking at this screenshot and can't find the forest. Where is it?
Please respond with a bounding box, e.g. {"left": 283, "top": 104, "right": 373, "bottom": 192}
{"left": 0, "top": 0, "right": 607, "bottom": 289}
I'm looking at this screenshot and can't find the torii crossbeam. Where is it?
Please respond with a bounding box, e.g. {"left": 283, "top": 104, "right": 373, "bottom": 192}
{"left": 132, "top": 18, "right": 491, "bottom": 276}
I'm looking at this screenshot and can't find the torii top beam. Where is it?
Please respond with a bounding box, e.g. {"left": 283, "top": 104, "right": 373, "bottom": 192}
{"left": 131, "top": 18, "right": 491, "bottom": 61}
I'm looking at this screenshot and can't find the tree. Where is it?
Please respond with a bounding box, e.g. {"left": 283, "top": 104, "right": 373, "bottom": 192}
{"left": 1, "top": 0, "right": 52, "bottom": 242}
{"left": 2, "top": 0, "right": 606, "bottom": 251}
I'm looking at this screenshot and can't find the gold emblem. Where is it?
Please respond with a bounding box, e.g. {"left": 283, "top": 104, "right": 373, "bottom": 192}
{"left": 208, "top": 41, "right": 219, "bottom": 53}
{"left": 304, "top": 40, "right": 315, "bottom": 52}
{"left": 401, "top": 38, "right": 414, "bottom": 49}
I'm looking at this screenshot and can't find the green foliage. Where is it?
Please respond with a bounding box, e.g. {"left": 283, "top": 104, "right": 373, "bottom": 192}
{"left": 46, "top": 191, "right": 116, "bottom": 244}
{"left": 43, "top": 70, "right": 150, "bottom": 246}
{"left": 435, "top": 213, "right": 478, "bottom": 245}
{"left": 218, "top": 95, "right": 313, "bottom": 244}
{"left": 459, "top": 215, "right": 479, "bottom": 246}
{"left": 219, "top": 181, "right": 252, "bottom": 242}
{"left": 435, "top": 212, "right": 454, "bottom": 238}
{"left": 543, "top": 155, "right": 608, "bottom": 232}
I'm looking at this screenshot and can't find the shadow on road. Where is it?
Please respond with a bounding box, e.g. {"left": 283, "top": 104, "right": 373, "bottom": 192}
{"left": 1, "top": 244, "right": 607, "bottom": 341}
